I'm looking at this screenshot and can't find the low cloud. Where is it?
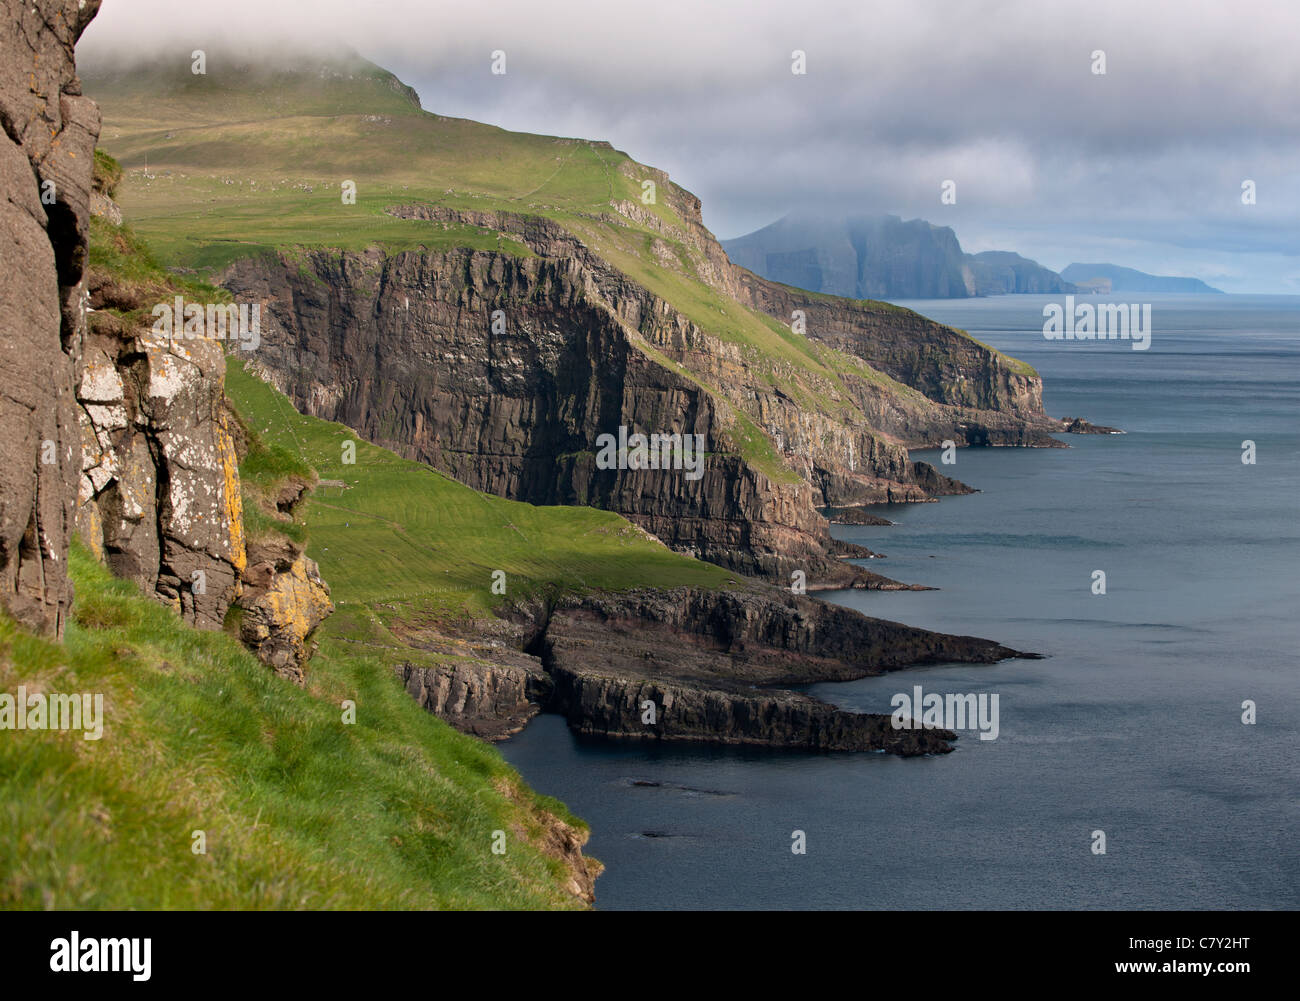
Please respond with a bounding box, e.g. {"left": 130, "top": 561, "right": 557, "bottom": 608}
{"left": 80, "top": 0, "right": 1300, "bottom": 291}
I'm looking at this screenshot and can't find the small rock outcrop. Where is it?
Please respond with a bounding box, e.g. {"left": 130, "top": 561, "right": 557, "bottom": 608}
{"left": 399, "top": 653, "right": 551, "bottom": 740}
{"left": 1059, "top": 416, "right": 1123, "bottom": 435}
{"left": 237, "top": 534, "right": 333, "bottom": 683}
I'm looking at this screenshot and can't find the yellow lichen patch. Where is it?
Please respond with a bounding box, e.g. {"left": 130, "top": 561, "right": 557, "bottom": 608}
{"left": 263, "top": 559, "right": 333, "bottom": 643}
{"left": 217, "top": 412, "right": 247, "bottom": 574}
{"left": 79, "top": 503, "right": 104, "bottom": 562}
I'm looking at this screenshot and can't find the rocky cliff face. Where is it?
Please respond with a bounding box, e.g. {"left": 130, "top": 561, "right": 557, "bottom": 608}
{"left": 225, "top": 238, "right": 876, "bottom": 585}
{"left": 77, "top": 283, "right": 248, "bottom": 629}
{"left": 724, "top": 270, "right": 1057, "bottom": 444}
{"left": 0, "top": 0, "right": 103, "bottom": 635}
{"left": 221, "top": 199, "right": 1066, "bottom": 586}
{"left": 400, "top": 653, "right": 550, "bottom": 741}
{"left": 78, "top": 210, "right": 337, "bottom": 671}
{"left": 394, "top": 606, "right": 553, "bottom": 739}
{"left": 583, "top": 184, "right": 1065, "bottom": 444}
{"left": 0, "top": 0, "right": 241, "bottom": 634}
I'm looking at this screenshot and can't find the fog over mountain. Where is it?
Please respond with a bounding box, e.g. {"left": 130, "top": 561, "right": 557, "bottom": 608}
{"left": 81, "top": 0, "right": 1300, "bottom": 293}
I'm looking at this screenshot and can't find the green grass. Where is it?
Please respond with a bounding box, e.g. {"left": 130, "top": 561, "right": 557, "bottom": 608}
{"left": 0, "top": 547, "right": 593, "bottom": 909}
{"left": 90, "top": 54, "right": 665, "bottom": 276}
{"left": 93, "top": 148, "right": 123, "bottom": 198}
{"left": 87, "top": 214, "right": 228, "bottom": 308}
{"left": 234, "top": 411, "right": 314, "bottom": 548}
{"left": 238, "top": 426, "right": 314, "bottom": 489}
{"left": 114, "top": 185, "right": 535, "bottom": 274}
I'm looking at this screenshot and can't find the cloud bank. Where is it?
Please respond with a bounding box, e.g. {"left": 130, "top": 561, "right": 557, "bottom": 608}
{"left": 80, "top": 0, "right": 1300, "bottom": 292}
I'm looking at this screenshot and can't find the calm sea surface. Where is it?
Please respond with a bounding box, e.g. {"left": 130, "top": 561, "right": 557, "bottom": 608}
{"left": 500, "top": 293, "right": 1300, "bottom": 909}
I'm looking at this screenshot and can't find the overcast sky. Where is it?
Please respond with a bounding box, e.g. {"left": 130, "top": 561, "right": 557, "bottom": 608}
{"left": 81, "top": 0, "right": 1300, "bottom": 293}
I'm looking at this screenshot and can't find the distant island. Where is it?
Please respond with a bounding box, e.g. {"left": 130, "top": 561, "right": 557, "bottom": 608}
{"left": 722, "top": 213, "right": 1076, "bottom": 300}
{"left": 1060, "top": 263, "right": 1224, "bottom": 294}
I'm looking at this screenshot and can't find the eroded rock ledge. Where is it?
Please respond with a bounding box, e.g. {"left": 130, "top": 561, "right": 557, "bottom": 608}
{"left": 400, "top": 585, "right": 1035, "bottom": 755}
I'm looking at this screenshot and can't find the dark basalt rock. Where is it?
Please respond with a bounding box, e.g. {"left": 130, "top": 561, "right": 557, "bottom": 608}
{"left": 412, "top": 582, "right": 1033, "bottom": 755}
{"left": 1060, "top": 416, "right": 1124, "bottom": 435}
{"left": 545, "top": 586, "right": 1030, "bottom": 686}
{"left": 544, "top": 658, "right": 958, "bottom": 755}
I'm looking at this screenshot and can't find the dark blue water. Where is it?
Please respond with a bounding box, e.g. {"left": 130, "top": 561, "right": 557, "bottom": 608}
{"left": 501, "top": 293, "right": 1300, "bottom": 909}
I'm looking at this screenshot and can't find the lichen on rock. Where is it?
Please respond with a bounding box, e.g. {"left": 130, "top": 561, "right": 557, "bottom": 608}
{"left": 237, "top": 536, "right": 333, "bottom": 684}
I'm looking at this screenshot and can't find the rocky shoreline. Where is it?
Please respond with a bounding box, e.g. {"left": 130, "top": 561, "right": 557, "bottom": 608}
{"left": 400, "top": 583, "right": 1037, "bottom": 756}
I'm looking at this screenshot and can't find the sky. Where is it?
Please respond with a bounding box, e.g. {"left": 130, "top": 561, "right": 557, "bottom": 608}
{"left": 80, "top": 0, "right": 1300, "bottom": 293}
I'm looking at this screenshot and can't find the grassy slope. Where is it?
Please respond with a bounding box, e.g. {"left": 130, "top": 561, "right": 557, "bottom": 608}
{"left": 0, "top": 548, "right": 589, "bottom": 909}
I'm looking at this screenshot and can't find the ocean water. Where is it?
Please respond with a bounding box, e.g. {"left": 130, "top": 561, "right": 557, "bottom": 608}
{"left": 499, "top": 293, "right": 1300, "bottom": 910}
